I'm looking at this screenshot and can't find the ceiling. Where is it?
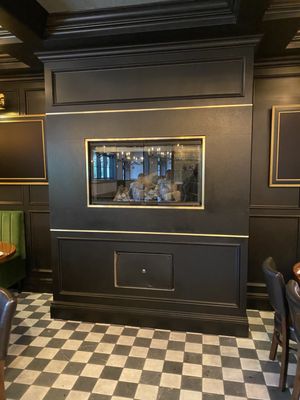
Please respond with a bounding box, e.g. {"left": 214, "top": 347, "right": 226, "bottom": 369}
{"left": 0, "top": 0, "right": 299, "bottom": 75}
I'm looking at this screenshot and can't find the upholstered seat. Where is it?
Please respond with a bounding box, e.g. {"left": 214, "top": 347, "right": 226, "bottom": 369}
{"left": 0, "top": 287, "right": 17, "bottom": 400}
{"left": 0, "top": 211, "right": 26, "bottom": 289}
{"left": 286, "top": 280, "right": 300, "bottom": 400}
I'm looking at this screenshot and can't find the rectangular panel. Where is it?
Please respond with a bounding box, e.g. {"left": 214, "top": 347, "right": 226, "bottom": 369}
{"left": 270, "top": 105, "right": 300, "bottom": 186}
{"left": 25, "top": 89, "right": 45, "bottom": 115}
{"left": 0, "top": 185, "right": 23, "bottom": 204}
{"left": 53, "top": 58, "right": 245, "bottom": 105}
{"left": 248, "top": 216, "right": 298, "bottom": 284}
{"left": 29, "top": 211, "right": 51, "bottom": 270}
{"left": 0, "top": 117, "right": 46, "bottom": 183}
{"left": 29, "top": 185, "right": 49, "bottom": 205}
{"left": 115, "top": 251, "right": 173, "bottom": 290}
{"left": 250, "top": 78, "right": 300, "bottom": 207}
{"left": 57, "top": 237, "right": 241, "bottom": 307}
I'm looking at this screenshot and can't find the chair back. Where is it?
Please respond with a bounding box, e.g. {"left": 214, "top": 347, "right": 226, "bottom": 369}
{"left": 0, "top": 211, "right": 26, "bottom": 259}
{"left": 286, "top": 280, "right": 300, "bottom": 342}
{"left": 0, "top": 288, "right": 17, "bottom": 359}
{"left": 262, "top": 257, "right": 287, "bottom": 318}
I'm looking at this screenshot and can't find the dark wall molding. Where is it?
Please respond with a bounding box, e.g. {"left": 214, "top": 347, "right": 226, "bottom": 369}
{"left": 45, "top": 0, "right": 238, "bottom": 40}
{"left": 51, "top": 300, "right": 248, "bottom": 337}
{"left": 39, "top": 35, "right": 260, "bottom": 62}
{"left": 0, "top": 73, "right": 43, "bottom": 82}
{"left": 43, "top": 41, "right": 254, "bottom": 113}
{"left": 254, "top": 56, "right": 300, "bottom": 77}
{"left": 264, "top": 1, "right": 300, "bottom": 21}
{"left": 51, "top": 57, "right": 246, "bottom": 107}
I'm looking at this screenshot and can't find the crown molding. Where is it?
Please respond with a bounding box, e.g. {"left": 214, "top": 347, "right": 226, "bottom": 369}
{"left": 264, "top": 0, "right": 300, "bottom": 21}
{"left": 45, "top": 0, "right": 238, "bottom": 40}
{"left": 254, "top": 55, "right": 300, "bottom": 77}
{"left": 37, "top": 34, "right": 260, "bottom": 63}
{"left": 0, "top": 72, "right": 44, "bottom": 82}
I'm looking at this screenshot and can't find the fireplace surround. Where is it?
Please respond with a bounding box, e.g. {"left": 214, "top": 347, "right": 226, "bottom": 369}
{"left": 42, "top": 37, "right": 255, "bottom": 337}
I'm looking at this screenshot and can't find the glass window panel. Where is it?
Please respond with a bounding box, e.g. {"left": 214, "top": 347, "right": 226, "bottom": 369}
{"left": 88, "top": 137, "right": 204, "bottom": 207}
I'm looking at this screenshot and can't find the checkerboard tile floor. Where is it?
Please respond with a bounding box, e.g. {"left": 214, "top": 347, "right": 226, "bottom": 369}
{"left": 4, "top": 292, "right": 297, "bottom": 399}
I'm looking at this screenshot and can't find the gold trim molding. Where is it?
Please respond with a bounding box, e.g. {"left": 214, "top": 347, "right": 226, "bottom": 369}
{"left": 0, "top": 115, "right": 47, "bottom": 185}
{"left": 269, "top": 105, "right": 300, "bottom": 187}
{"left": 46, "top": 103, "right": 253, "bottom": 116}
{"left": 50, "top": 228, "right": 249, "bottom": 239}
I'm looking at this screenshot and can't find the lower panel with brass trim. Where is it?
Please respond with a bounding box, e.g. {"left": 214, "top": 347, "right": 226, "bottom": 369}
{"left": 51, "top": 231, "right": 249, "bottom": 336}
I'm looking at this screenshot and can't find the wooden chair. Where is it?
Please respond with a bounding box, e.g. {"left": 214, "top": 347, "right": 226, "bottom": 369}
{"left": 286, "top": 280, "right": 300, "bottom": 400}
{"left": 262, "top": 257, "right": 296, "bottom": 391}
{"left": 0, "top": 288, "right": 17, "bottom": 400}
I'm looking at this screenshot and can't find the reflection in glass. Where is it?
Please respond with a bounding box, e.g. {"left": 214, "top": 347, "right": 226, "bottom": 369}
{"left": 88, "top": 138, "right": 203, "bottom": 207}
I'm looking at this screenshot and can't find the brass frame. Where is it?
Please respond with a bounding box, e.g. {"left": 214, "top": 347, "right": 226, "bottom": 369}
{"left": 85, "top": 135, "right": 205, "bottom": 210}
{"left": 269, "top": 105, "right": 300, "bottom": 187}
{"left": 0, "top": 115, "right": 47, "bottom": 185}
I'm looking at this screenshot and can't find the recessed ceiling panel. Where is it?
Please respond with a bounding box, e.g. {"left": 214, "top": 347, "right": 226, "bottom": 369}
{"left": 37, "top": 0, "right": 170, "bottom": 13}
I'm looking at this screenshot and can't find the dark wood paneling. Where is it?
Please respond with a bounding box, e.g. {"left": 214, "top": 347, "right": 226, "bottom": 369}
{"left": 51, "top": 233, "right": 248, "bottom": 336}
{"left": 28, "top": 185, "right": 49, "bottom": 205}
{"left": 56, "top": 237, "right": 242, "bottom": 308}
{"left": 251, "top": 75, "right": 300, "bottom": 207}
{"left": 0, "top": 76, "right": 51, "bottom": 293}
{"left": 249, "top": 216, "right": 298, "bottom": 283}
{"left": 3, "top": 90, "right": 20, "bottom": 114}
{"left": 248, "top": 215, "right": 299, "bottom": 309}
{"left": 29, "top": 211, "right": 51, "bottom": 272}
{"left": 53, "top": 58, "right": 245, "bottom": 106}
{"left": 46, "top": 105, "right": 252, "bottom": 235}
{"left": 44, "top": 43, "right": 254, "bottom": 113}
{"left": 248, "top": 64, "right": 300, "bottom": 309}
{"left": 25, "top": 89, "right": 45, "bottom": 115}
{"left": 45, "top": 41, "right": 254, "bottom": 335}
{"left": 0, "top": 185, "right": 23, "bottom": 205}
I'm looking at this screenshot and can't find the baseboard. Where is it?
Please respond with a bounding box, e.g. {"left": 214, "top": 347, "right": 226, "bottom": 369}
{"left": 51, "top": 300, "right": 249, "bottom": 337}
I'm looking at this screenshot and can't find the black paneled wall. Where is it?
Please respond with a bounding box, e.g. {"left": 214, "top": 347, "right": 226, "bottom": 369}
{"left": 248, "top": 61, "right": 300, "bottom": 309}
{"left": 42, "top": 39, "right": 256, "bottom": 336}
{"left": 0, "top": 76, "right": 52, "bottom": 292}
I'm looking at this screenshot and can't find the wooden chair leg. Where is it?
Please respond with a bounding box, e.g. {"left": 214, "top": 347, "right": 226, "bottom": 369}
{"left": 0, "top": 359, "right": 6, "bottom": 400}
{"left": 279, "top": 330, "right": 289, "bottom": 391}
{"left": 269, "top": 329, "right": 279, "bottom": 360}
{"left": 292, "top": 348, "right": 300, "bottom": 400}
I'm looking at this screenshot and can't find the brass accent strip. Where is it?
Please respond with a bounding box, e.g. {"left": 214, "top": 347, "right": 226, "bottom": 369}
{"left": 88, "top": 205, "right": 203, "bottom": 209}
{"left": 50, "top": 228, "right": 249, "bottom": 239}
{"left": 0, "top": 116, "right": 47, "bottom": 184}
{"left": 270, "top": 106, "right": 300, "bottom": 187}
{"left": 46, "top": 103, "right": 253, "bottom": 116}
{"left": 85, "top": 135, "right": 205, "bottom": 210}
{"left": 0, "top": 182, "right": 49, "bottom": 186}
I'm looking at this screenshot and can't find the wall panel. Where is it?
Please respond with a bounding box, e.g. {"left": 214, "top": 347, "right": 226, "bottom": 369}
{"left": 248, "top": 64, "right": 300, "bottom": 309}
{"left": 53, "top": 58, "right": 245, "bottom": 105}
{"left": 45, "top": 40, "right": 254, "bottom": 336}
{"left": 0, "top": 76, "right": 52, "bottom": 292}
